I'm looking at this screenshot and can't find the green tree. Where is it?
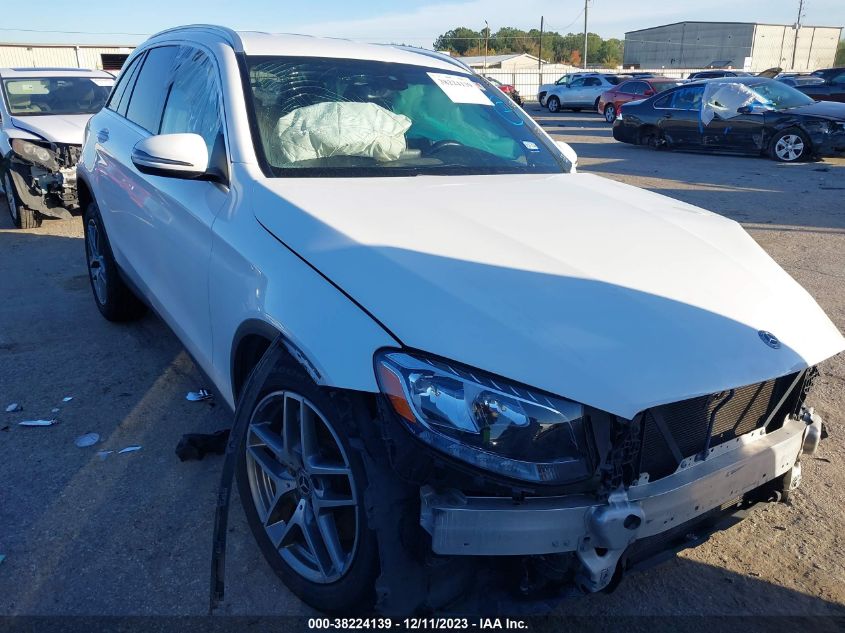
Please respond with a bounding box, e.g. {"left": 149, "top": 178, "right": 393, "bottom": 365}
{"left": 433, "top": 27, "right": 482, "bottom": 55}
{"left": 835, "top": 39, "right": 845, "bottom": 66}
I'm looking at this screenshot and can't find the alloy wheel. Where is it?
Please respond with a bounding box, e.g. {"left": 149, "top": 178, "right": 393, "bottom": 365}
{"left": 245, "top": 390, "right": 359, "bottom": 584}
{"left": 4, "top": 173, "right": 18, "bottom": 223}
{"left": 775, "top": 134, "right": 804, "bottom": 161}
{"left": 86, "top": 218, "right": 107, "bottom": 305}
{"left": 605, "top": 105, "right": 616, "bottom": 123}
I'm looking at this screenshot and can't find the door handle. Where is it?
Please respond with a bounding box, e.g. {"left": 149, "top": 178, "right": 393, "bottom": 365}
{"left": 97, "top": 128, "right": 109, "bottom": 143}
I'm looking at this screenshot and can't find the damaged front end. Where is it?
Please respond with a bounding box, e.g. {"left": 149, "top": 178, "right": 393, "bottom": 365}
{"left": 6, "top": 139, "right": 82, "bottom": 219}
{"left": 367, "top": 352, "right": 822, "bottom": 615}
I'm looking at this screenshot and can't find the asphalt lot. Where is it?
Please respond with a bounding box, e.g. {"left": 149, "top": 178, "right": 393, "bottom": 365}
{"left": 1, "top": 108, "right": 844, "bottom": 620}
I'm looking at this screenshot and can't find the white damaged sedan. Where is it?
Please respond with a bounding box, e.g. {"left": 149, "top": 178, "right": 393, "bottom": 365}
{"left": 77, "top": 26, "right": 845, "bottom": 615}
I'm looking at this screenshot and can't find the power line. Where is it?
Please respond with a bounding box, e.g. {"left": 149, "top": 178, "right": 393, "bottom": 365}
{"left": 0, "top": 27, "right": 149, "bottom": 36}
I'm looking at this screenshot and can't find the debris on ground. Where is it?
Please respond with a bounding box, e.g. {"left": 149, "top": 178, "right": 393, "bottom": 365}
{"left": 176, "top": 429, "right": 230, "bottom": 461}
{"left": 62, "top": 396, "right": 73, "bottom": 402}
{"left": 186, "top": 389, "right": 212, "bottom": 402}
{"left": 51, "top": 408, "right": 60, "bottom": 413}
{"left": 96, "top": 450, "right": 113, "bottom": 461}
{"left": 5, "top": 403, "right": 22, "bottom": 413}
{"left": 74, "top": 433, "right": 100, "bottom": 448}
{"left": 118, "top": 445, "right": 142, "bottom": 454}
{"left": 18, "top": 419, "right": 58, "bottom": 427}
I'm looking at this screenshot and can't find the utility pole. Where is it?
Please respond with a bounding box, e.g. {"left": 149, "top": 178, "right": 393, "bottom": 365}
{"left": 484, "top": 19, "right": 489, "bottom": 73}
{"left": 583, "top": 0, "right": 589, "bottom": 69}
{"left": 791, "top": 0, "right": 805, "bottom": 70}
{"left": 539, "top": 16, "right": 544, "bottom": 87}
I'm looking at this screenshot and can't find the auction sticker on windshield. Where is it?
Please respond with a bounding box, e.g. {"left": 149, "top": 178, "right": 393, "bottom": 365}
{"left": 427, "top": 72, "right": 493, "bottom": 106}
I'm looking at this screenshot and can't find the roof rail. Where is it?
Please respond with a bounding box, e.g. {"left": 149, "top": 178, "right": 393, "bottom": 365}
{"left": 386, "top": 45, "right": 473, "bottom": 72}
{"left": 147, "top": 24, "right": 244, "bottom": 52}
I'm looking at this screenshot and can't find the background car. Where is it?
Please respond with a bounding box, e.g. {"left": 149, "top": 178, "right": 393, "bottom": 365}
{"left": 687, "top": 70, "right": 751, "bottom": 80}
{"left": 796, "top": 67, "right": 845, "bottom": 103}
{"left": 545, "top": 74, "right": 623, "bottom": 113}
{"left": 0, "top": 67, "right": 114, "bottom": 228}
{"left": 483, "top": 76, "right": 522, "bottom": 106}
{"left": 777, "top": 73, "right": 826, "bottom": 87}
{"left": 599, "top": 77, "right": 686, "bottom": 123}
{"left": 612, "top": 77, "right": 845, "bottom": 162}
{"left": 537, "top": 72, "right": 599, "bottom": 106}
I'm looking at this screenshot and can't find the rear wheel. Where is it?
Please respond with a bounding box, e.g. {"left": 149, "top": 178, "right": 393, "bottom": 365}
{"left": 770, "top": 128, "right": 810, "bottom": 162}
{"left": 547, "top": 96, "right": 561, "bottom": 113}
{"left": 83, "top": 201, "right": 147, "bottom": 321}
{"left": 236, "top": 354, "right": 379, "bottom": 613}
{"left": 3, "top": 170, "right": 40, "bottom": 229}
{"left": 604, "top": 104, "right": 617, "bottom": 123}
{"left": 639, "top": 127, "right": 664, "bottom": 150}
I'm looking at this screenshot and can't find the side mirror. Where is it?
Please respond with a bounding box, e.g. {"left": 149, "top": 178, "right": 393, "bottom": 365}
{"left": 132, "top": 133, "right": 209, "bottom": 179}
{"left": 555, "top": 140, "right": 578, "bottom": 172}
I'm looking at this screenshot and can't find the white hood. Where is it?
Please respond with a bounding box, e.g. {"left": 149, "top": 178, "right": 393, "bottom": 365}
{"left": 11, "top": 114, "right": 92, "bottom": 145}
{"left": 253, "top": 172, "right": 844, "bottom": 419}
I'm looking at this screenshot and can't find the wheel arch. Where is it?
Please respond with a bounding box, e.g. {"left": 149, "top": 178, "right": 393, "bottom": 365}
{"left": 230, "top": 319, "right": 326, "bottom": 405}
{"left": 77, "top": 173, "right": 93, "bottom": 213}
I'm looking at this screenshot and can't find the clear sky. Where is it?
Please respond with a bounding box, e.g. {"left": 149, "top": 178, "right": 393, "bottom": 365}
{"left": 1, "top": 0, "right": 842, "bottom": 46}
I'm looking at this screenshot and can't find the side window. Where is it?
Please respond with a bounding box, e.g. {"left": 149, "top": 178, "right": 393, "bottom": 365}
{"left": 585, "top": 77, "right": 602, "bottom": 87}
{"left": 628, "top": 81, "right": 647, "bottom": 95}
{"left": 672, "top": 87, "right": 703, "bottom": 110}
{"left": 106, "top": 54, "right": 143, "bottom": 112}
{"left": 831, "top": 72, "right": 845, "bottom": 85}
{"left": 653, "top": 92, "right": 673, "bottom": 108}
{"left": 570, "top": 78, "right": 585, "bottom": 88}
{"left": 159, "top": 47, "right": 223, "bottom": 156}
{"left": 125, "top": 46, "right": 178, "bottom": 133}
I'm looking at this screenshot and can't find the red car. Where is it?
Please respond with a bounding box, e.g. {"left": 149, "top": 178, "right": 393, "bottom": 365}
{"left": 598, "top": 77, "right": 685, "bottom": 123}
{"left": 483, "top": 76, "right": 523, "bottom": 106}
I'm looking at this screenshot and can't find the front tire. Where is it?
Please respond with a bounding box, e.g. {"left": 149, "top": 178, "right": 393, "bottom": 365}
{"left": 83, "top": 201, "right": 146, "bottom": 321}
{"left": 3, "top": 170, "right": 40, "bottom": 229}
{"left": 236, "top": 354, "right": 380, "bottom": 614}
{"left": 604, "top": 104, "right": 617, "bottom": 123}
{"left": 547, "top": 96, "right": 561, "bottom": 113}
{"left": 770, "top": 128, "right": 810, "bottom": 162}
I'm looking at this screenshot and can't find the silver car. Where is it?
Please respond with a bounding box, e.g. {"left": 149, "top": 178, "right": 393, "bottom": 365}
{"left": 545, "top": 74, "right": 623, "bottom": 113}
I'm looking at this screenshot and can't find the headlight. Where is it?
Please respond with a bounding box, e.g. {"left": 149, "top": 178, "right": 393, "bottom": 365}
{"left": 11, "top": 139, "right": 59, "bottom": 171}
{"left": 375, "top": 351, "right": 593, "bottom": 484}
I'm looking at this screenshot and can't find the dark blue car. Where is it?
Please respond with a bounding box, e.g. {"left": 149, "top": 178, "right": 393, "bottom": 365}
{"left": 612, "top": 77, "right": 845, "bottom": 162}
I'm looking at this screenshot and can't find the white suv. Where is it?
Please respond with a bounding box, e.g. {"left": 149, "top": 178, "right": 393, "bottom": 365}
{"left": 1, "top": 67, "right": 113, "bottom": 227}
{"left": 78, "top": 25, "right": 843, "bottom": 615}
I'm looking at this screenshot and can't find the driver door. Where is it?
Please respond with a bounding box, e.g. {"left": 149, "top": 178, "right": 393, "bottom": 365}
{"left": 563, "top": 78, "right": 586, "bottom": 106}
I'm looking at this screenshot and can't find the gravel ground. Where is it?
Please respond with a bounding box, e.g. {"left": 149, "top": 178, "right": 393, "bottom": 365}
{"left": 0, "top": 109, "right": 843, "bottom": 621}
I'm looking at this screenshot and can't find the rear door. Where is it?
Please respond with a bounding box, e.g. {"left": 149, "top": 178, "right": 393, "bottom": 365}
{"left": 582, "top": 76, "right": 604, "bottom": 107}
{"left": 655, "top": 86, "right": 705, "bottom": 147}
{"left": 561, "top": 77, "right": 586, "bottom": 106}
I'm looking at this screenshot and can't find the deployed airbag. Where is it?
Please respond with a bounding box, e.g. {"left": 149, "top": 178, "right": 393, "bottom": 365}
{"left": 274, "top": 102, "right": 412, "bottom": 164}
{"left": 701, "top": 83, "right": 766, "bottom": 126}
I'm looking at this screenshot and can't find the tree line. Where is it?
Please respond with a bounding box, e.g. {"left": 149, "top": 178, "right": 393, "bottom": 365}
{"left": 433, "top": 26, "right": 624, "bottom": 66}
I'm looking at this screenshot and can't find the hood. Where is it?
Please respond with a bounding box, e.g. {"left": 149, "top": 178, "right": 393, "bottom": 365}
{"left": 10, "top": 114, "right": 93, "bottom": 145}
{"left": 782, "top": 100, "right": 845, "bottom": 121}
{"left": 252, "top": 173, "right": 844, "bottom": 419}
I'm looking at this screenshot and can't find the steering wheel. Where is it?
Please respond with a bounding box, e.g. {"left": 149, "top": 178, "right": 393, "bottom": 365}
{"left": 424, "top": 139, "right": 465, "bottom": 156}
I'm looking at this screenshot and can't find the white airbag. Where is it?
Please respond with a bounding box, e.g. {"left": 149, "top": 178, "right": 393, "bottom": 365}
{"left": 275, "top": 102, "right": 412, "bottom": 164}
{"left": 701, "top": 83, "right": 763, "bottom": 126}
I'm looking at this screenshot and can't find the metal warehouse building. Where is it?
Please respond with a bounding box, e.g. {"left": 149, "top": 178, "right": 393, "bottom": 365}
{"left": 0, "top": 43, "right": 135, "bottom": 71}
{"left": 624, "top": 22, "right": 843, "bottom": 72}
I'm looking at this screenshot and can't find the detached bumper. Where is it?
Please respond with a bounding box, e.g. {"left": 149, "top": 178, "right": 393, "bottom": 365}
{"left": 420, "top": 413, "right": 820, "bottom": 590}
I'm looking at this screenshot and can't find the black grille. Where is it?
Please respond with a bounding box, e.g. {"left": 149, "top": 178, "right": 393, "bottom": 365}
{"left": 637, "top": 372, "right": 802, "bottom": 481}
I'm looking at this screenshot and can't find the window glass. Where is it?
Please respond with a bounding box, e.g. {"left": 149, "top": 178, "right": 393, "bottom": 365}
{"left": 605, "top": 76, "right": 623, "bottom": 85}
{"left": 107, "top": 55, "right": 142, "bottom": 111}
{"left": 246, "top": 56, "right": 567, "bottom": 177}
{"left": 584, "top": 77, "right": 602, "bottom": 86}
{"left": 570, "top": 78, "right": 585, "bottom": 88}
{"left": 653, "top": 93, "right": 673, "bottom": 108}
{"left": 115, "top": 54, "right": 145, "bottom": 116}
{"left": 126, "top": 46, "right": 178, "bottom": 133}
{"left": 160, "top": 46, "right": 223, "bottom": 155}
{"left": 672, "top": 87, "right": 704, "bottom": 110}
{"left": 831, "top": 72, "right": 845, "bottom": 85}
{"left": 628, "top": 81, "right": 647, "bottom": 95}
{"left": 3, "top": 76, "right": 113, "bottom": 116}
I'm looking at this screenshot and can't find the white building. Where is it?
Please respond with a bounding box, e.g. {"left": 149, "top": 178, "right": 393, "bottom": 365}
{"left": 624, "top": 22, "right": 843, "bottom": 72}
{"left": 0, "top": 43, "right": 135, "bottom": 71}
{"left": 456, "top": 53, "right": 547, "bottom": 70}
